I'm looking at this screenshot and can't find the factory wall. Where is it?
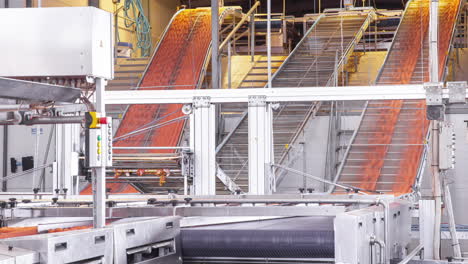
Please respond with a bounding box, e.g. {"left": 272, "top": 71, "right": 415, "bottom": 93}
{"left": 100, "top": 0, "right": 180, "bottom": 57}
{"left": 276, "top": 114, "right": 362, "bottom": 193}
{"left": 2, "top": 125, "right": 56, "bottom": 192}
{"left": 276, "top": 116, "right": 330, "bottom": 193}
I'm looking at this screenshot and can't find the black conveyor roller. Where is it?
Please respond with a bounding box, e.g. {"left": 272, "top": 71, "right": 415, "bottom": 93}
{"left": 181, "top": 216, "right": 334, "bottom": 259}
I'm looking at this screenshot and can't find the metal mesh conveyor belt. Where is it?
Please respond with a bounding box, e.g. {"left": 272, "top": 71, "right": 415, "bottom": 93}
{"left": 96, "top": 8, "right": 236, "bottom": 193}
{"left": 114, "top": 9, "right": 213, "bottom": 155}
{"left": 336, "top": 0, "right": 461, "bottom": 194}
{"left": 216, "top": 13, "right": 372, "bottom": 193}
{"left": 272, "top": 14, "right": 370, "bottom": 87}
{"left": 181, "top": 216, "right": 334, "bottom": 259}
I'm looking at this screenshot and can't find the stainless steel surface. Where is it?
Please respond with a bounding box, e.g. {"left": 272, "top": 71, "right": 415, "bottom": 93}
{"left": 0, "top": 78, "right": 81, "bottom": 103}
{"left": 0, "top": 7, "right": 113, "bottom": 79}
{"left": 0, "top": 244, "right": 38, "bottom": 264}
{"left": 1, "top": 228, "right": 114, "bottom": 264}
{"left": 335, "top": 200, "right": 411, "bottom": 264}
{"left": 109, "top": 217, "right": 181, "bottom": 264}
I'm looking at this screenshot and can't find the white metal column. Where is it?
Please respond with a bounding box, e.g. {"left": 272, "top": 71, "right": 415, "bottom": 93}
{"left": 429, "top": 0, "right": 441, "bottom": 259}
{"left": 211, "top": 0, "right": 220, "bottom": 89}
{"left": 248, "top": 95, "right": 273, "bottom": 195}
{"left": 419, "top": 200, "right": 435, "bottom": 259}
{"left": 192, "top": 97, "right": 216, "bottom": 195}
{"left": 93, "top": 78, "right": 107, "bottom": 228}
{"left": 429, "top": 0, "right": 439, "bottom": 83}
{"left": 266, "top": 0, "right": 272, "bottom": 88}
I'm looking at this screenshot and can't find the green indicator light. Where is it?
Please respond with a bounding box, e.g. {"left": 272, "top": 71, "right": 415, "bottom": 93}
{"left": 97, "top": 135, "right": 102, "bottom": 141}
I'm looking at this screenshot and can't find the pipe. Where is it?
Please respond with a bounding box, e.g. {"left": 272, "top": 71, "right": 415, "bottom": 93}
{"left": 376, "top": 199, "right": 389, "bottom": 264}
{"left": 2, "top": 126, "right": 7, "bottom": 191}
{"left": 272, "top": 163, "right": 368, "bottom": 195}
{"left": 0, "top": 111, "right": 22, "bottom": 125}
{"left": 113, "top": 146, "right": 189, "bottom": 150}
{"left": 250, "top": 13, "right": 255, "bottom": 62}
{"left": 228, "top": 40, "right": 232, "bottom": 89}
{"left": 22, "top": 116, "right": 83, "bottom": 125}
{"left": 266, "top": 0, "right": 272, "bottom": 88}
{"left": 328, "top": 101, "right": 369, "bottom": 193}
{"left": 211, "top": 0, "right": 220, "bottom": 89}
{"left": 106, "top": 177, "right": 184, "bottom": 180}
{"left": 370, "top": 235, "right": 386, "bottom": 264}
{"left": 431, "top": 120, "right": 442, "bottom": 260}
{"left": 216, "top": 111, "right": 247, "bottom": 154}
{"left": 0, "top": 105, "right": 32, "bottom": 111}
{"left": 429, "top": 0, "right": 441, "bottom": 259}
{"left": 219, "top": 1, "right": 260, "bottom": 52}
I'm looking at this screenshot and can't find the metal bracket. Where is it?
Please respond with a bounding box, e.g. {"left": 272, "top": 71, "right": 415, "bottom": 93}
{"left": 447, "top": 81, "right": 467, "bottom": 104}
{"left": 424, "top": 82, "right": 443, "bottom": 105}
{"left": 248, "top": 95, "right": 267, "bottom": 107}
{"left": 193, "top": 96, "right": 211, "bottom": 109}
{"left": 425, "top": 82, "right": 445, "bottom": 121}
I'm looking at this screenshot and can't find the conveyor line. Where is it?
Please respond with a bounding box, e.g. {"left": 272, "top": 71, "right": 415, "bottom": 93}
{"left": 114, "top": 9, "right": 214, "bottom": 155}
{"left": 272, "top": 13, "right": 373, "bottom": 87}
{"left": 336, "top": 0, "right": 461, "bottom": 194}
{"left": 181, "top": 216, "right": 334, "bottom": 260}
{"left": 217, "top": 12, "right": 373, "bottom": 192}
{"left": 90, "top": 8, "right": 239, "bottom": 193}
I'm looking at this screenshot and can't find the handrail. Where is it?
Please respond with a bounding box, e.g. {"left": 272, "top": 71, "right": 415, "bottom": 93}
{"left": 267, "top": 14, "right": 325, "bottom": 86}
{"left": 219, "top": 1, "right": 261, "bottom": 52}
{"left": 325, "top": 11, "right": 375, "bottom": 87}
{"left": 216, "top": 110, "right": 248, "bottom": 154}
{"left": 374, "top": 0, "right": 414, "bottom": 84}
{"left": 328, "top": 101, "right": 369, "bottom": 193}
{"left": 2, "top": 163, "right": 52, "bottom": 182}
{"left": 274, "top": 101, "right": 322, "bottom": 185}
{"left": 272, "top": 163, "right": 368, "bottom": 194}
{"left": 441, "top": 0, "right": 465, "bottom": 81}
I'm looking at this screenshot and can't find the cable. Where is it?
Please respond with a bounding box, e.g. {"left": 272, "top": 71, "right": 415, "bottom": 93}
{"left": 123, "top": 0, "right": 152, "bottom": 56}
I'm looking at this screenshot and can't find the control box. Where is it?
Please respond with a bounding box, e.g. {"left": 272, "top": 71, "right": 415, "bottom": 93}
{"left": 85, "top": 112, "right": 112, "bottom": 168}
{"left": 439, "top": 122, "right": 455, "bottom": 170}
{"left": 104, "top": 117, "right": 113, "bottom": 167}
{"left": 85, "top": 128, "right": 103, "bottom": 168}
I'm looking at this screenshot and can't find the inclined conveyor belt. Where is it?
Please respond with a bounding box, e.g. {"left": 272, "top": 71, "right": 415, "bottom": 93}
{"left": 99, "top": 8, "right": 238, "bottom": 193}
{"left": 336, "top": 0, "right": 461, "bottom": 194}
{"left": 272, "top": 13, "right": 372, "bottom": 87}
{"left": 114, "top": 9, "right": 214, "bottom": 154}
{"left": 216, "top": 12, "right": 373, "bottom": 193}
{"left": 181, "top": 217, "right": 335, "bottom": 259}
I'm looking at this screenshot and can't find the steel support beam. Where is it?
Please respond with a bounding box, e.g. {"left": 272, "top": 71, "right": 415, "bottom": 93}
{"left": 419, "top": 200, "right": 435, "bottom": 260}
{"left": 192, "top": 97, "right": 216, "bottom": 195}
{"left": 266, "top": 0, "right": 272, "bottom": 88}
{"left": 105, "top": 84, "right": 456, "bottom": 105}
{"left": 211, "top": 0, "right": 220, "bottom": 90}
{"left": 248, "top": 95, "right": 273, "bottom": 194}
{"left": 429, "top": 0, "right": 441, "bottom": 259}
